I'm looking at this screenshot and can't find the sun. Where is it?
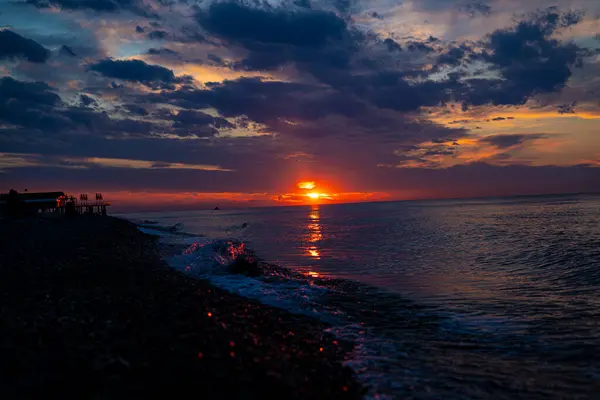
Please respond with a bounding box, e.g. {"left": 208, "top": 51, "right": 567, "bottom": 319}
{"left": 307, "top": 192, "right": 320, "bottom": 199}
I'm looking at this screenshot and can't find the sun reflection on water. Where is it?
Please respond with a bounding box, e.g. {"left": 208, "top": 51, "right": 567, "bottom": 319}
{"left": 308, "top": 249, "right": 320, "bottom": 258}
{"left": 306, "top": 205, "right": 322, "bottom": 260}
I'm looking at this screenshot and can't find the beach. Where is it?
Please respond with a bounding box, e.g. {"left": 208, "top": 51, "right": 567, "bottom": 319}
{"left": 123, "top": 196, "right": 600, "bottom": 399}
{"left": 0, "top": 216, "right": 363, "bottom": 399}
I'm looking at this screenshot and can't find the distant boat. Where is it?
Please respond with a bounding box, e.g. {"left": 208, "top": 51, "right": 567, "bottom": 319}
{"left": 214, "top": 206, "right": 220, "bottom": 210}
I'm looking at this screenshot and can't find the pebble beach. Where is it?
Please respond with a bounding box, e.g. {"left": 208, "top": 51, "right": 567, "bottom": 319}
{"left": 0, "top": 216, "right": 363, "bottom": 399}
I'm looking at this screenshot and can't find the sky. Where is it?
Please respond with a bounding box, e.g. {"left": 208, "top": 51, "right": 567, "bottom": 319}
{"left": 1, "top": 0, "right": 600, "bottom": 210}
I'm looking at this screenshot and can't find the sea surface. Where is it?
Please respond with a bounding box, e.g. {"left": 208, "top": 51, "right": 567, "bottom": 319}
{"left": 121, "top": 193, "right": 600, "bottom": 399}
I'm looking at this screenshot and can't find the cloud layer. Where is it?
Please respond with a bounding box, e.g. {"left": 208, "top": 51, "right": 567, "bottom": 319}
{"left": 1, "top": 0, "right": 599, "bottom": 207}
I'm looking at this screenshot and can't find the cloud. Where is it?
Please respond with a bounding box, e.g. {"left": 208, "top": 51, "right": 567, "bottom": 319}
{"left": 0, "top": 152, "right": 233, "bottom": 172}
{"left": 461, "top": 8, "right": 587, "bottom": 106}
{"left": 0, "top": 77, "right": 63, "bottom": 130}
{"left": 460, "top": 1, "right": 492, "bottom": 18}
{"left": 80, "top": 94, "right": 97, "bottom": 107}
{"left": 0, "top": 30, "right": 50, "bottom": 63}
{"left": 59, "top": 45, "right": 77, "bottom": 57}
{"left": 147, "top": 47, "right": 178, "bottom": 56}
{"left": 480, "top": 133, "right": 547, "bottom": 149}
{"left": 148, "top": 30, "right": 168, "bottom": 40}
{"left": 173, "top": 110, "right": 233, "bottom": 129}
{"left": 88, "top": 59, "right": 182, "bottom": 87}
{"left": 26, "top": 0, "right": 154, "bottom": 16}
{"left": 195, "top": 1, "right": 357, "bottom": 72}
{"left": 0, "top": 77, "right": 154, "bottom": 135}
{"left": 557, "top": 101, "right": 577, "bottom": 114}
{"left": 437, "top": 46, "right": 467, "bottom": 66}
{"left": 123, "top": 104, "right": 149, "bottom": 116}
{"left": 198, "top": 2, "right": 347, "bottom": 47}
{"left": 383, "top": 38, "right": 403, "bottom": 52}
{"left": 2, "top": 0, "right": 600, "bottom": 206}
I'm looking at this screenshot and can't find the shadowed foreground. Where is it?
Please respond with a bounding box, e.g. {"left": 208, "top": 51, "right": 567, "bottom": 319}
{"left": 0, "top": 217, "right": 363, "bottom": 399}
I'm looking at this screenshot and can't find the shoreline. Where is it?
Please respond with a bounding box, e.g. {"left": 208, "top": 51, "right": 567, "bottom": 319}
{"left": 0, "top": 216, "right": 363, "bottom": 398}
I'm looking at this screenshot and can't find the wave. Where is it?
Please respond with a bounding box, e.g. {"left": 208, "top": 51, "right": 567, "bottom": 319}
{"left": 136, "top": 222, "right": 419, "bottom": 399}
{"left": 137, "top": 221, "right": 589, "bottom": 400}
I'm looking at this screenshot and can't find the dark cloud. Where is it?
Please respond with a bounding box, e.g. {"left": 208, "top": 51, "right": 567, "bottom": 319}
{"left": 58, "top": 45, "right": 77, "bottom": 57}
{"left": 557, "top": 101, "right": 577, "bottom": 114}
{"left": 480, "top": 134, "right": 547, "bottom": 149}
{"left": 467, "top": 9, "right": 586, "bottom": 105}
{"left": 422, "top": 147, "right": 457, "bottom": 156}
{"left": 0, "top": 77, "right": 64, "bottom": 131}
{"left": 460, "top": 1, "right": 492, "bottom": 18}
{"left": 136, "top": 25, "right": 145, "bottom": 33}
{"left": 89, "top": 59, "right": 178, "bottom": 87}
{"left": 0, "top": 30, "right": 50, "bottom": 63}
{"left": 61, "top": 107, "right": 154, "bottom": 135}
{"left": 80, "top": 94, "right": 97, "bottom": 107}
{"left": 173, "top": 110, "right": 233, "bottom": 129}
{"left": 195, "top": 2, "right": 357, "bottom": 72}
{"left": 207, "top": 53, "right": 225, "bottom": 65}
{"left": 0, "top": 77, "right": 59, "bottom": 106}
{"left": 407, "top": 41, "right": 434, "bottom": 53}
{"left": 190, "top": 5, "right": 590, "bottom": 115}
{"left": 148, "top": 30, "right": 168, "bottom": 40}
{"left": 198, "top": 2, "right": 347, "bottom": 47}
{"left": 383, "top": 38, "right": 402, "bottom": 52}
{"left": 123, "top": 104, "right": 149, "bottom": 116}
{"left": 146, "top": 76, "right": 466, "bottom": 150}
{"left": 165, "top": 110, "right": 235, "bottom": 137}
{"left": 157, "top": 78, "right": 366, "bottom": 126}
{"left": 26, "top": 0, "right": 154, "bottom": 16}
{"left": 147, "top": 47, "right": 178, "bottom": 55}
{"left": 0, "top": 77, "right": 153, "bottom": 135}
{"left": 437, "top": 46, "right": 467, "bottom": 66}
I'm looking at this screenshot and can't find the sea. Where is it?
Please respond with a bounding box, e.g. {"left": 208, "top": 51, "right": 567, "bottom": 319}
{"left": 120, "top": 193, "right": 600, "bottom": 399}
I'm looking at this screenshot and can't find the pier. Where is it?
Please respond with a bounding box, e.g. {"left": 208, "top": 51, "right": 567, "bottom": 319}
{"left": 58, "top": 193, "right": 111, "bottom": 216}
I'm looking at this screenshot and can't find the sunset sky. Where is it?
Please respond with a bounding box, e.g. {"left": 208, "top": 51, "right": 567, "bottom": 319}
{"left": 1, "top": 0, "right": 600, "bottom": 209}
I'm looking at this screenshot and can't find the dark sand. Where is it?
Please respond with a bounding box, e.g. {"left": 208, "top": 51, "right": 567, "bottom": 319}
{"left": 0, "top": 216, "right": 363, "bottom": 399}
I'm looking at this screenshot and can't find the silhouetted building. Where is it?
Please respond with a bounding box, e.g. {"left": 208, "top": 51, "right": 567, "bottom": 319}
{"left": 0, "top": 191, "right": 65, "bottom": 216}
{"left": 0, "top": 190, "right": 110, "bottom": 217}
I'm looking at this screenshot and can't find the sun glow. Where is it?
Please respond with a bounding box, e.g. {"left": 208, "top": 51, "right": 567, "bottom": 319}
{"left": 306, "top": 192, "right": 332, "bottom": 200}
{"left": 271, "top": 180, "right": 390, "bottom": 205}
{"left": 298, "top": 181, "right": 316, "bottom": 190}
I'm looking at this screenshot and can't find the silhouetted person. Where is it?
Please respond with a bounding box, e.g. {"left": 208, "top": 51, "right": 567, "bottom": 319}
{"left": 5, "top": 189, "right": 25, "bottom": 218}
{"left": 65, "top": 200, "right": 77, "bottom": 217}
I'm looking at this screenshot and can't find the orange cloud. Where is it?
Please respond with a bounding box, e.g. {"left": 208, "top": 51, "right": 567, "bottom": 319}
{"left": 297, "top": 181, "right": 316, "bottom": 190}
{"left": 274, "top": 191, "right": 391, "bottom": 205}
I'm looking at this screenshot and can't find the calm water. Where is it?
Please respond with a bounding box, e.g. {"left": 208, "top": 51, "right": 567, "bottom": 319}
{"left": 123, "top": 193, "right": 600, "bottom": 399}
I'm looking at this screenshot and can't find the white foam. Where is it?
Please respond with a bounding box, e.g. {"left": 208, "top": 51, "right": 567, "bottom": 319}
{"left": 157, "top": 235, "right": 410, "bottom": 400}
{"left": 164, "top": 237, "right": 337, "bottom": 320}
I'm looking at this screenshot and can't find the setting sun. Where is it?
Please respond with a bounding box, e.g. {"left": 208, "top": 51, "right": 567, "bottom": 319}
{"left": 307, "top": 192, "right": 320, "bottom": 199}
